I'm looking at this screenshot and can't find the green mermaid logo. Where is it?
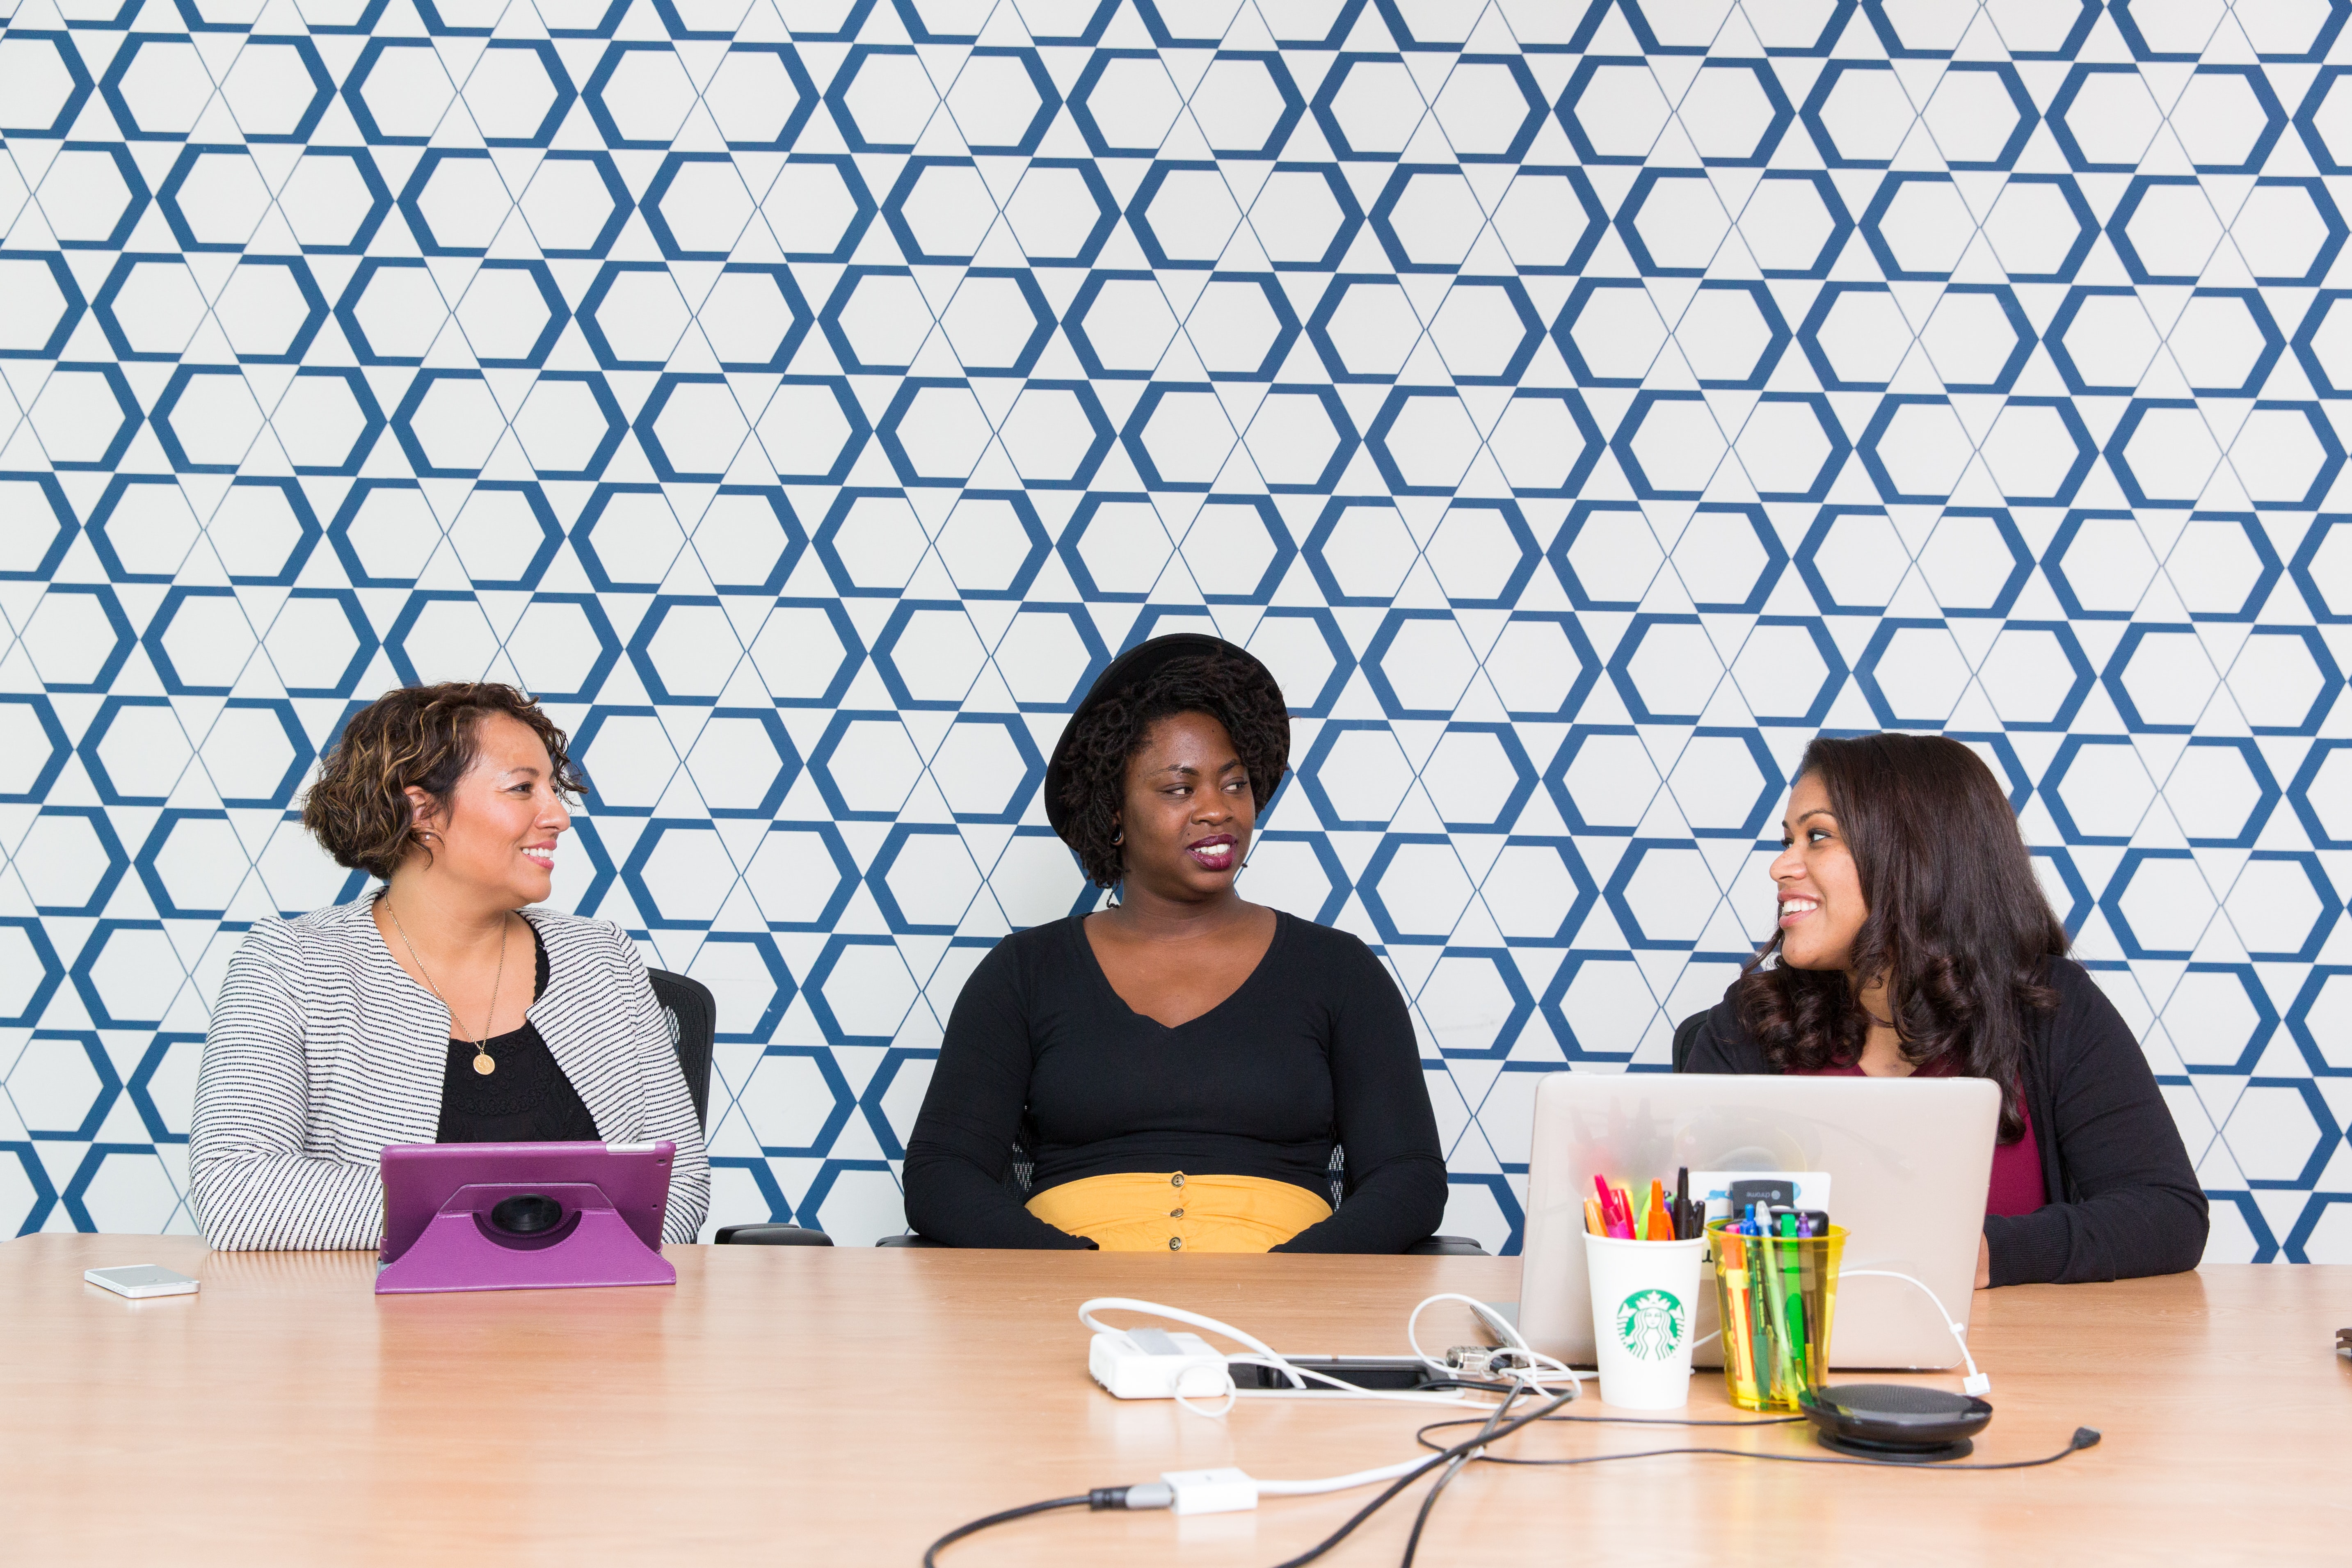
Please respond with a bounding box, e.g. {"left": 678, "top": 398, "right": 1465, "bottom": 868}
{"left": 1614, "top": 1288, "right": 1687, "bottom": 1362}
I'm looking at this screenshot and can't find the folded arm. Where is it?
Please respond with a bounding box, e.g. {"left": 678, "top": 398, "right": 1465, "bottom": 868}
{"left": 1272, "top": 942, "right": 1447, "bottom": 1255}
{"left": 902, "top": 946, "right": 1093, "bottom": 1249}
{"left": 1983, "top": 969, "right": 2207, "bottom": 1286}
{"left": 190, "top": 925, "right": 383, "bottom": 1251}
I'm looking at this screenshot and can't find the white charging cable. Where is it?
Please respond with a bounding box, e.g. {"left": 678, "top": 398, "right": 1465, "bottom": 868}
{"left": 1839, "top": 1270, "right": 1990, "bottom": 1394}
{"left": 1253, "top": 1455, "right": 1433, "bottom": 1495}
{"left": 1404, "top": 1291, "right": 1586, "bottom": 1397}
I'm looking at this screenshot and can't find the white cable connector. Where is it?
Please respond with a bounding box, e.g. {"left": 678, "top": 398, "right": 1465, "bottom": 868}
{"left": 1839, "top": 1269, "right": 1990, "bottom": 1394}
{"left": 1161, "top": 1468, "right": 1258, "bottom": 1515}
{"left": 1088, "top": 1327, "right": 1232, "bottom": 1400}
{"left": 1152, "top": 1453, "right": 1444, "bottom": 1516}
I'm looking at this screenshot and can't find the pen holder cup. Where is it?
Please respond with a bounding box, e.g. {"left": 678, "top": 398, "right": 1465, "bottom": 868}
{"left": 1707, "top": 1221, "right": 1845, "bottom": 1413}
{"left": 1582, "top": 1231, "right": 1710, "bottom": 1410}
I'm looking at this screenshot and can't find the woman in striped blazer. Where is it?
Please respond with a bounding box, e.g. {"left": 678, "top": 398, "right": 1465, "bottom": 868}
{"left": 191, "top": 683, "right": 709, "bottom": 1250}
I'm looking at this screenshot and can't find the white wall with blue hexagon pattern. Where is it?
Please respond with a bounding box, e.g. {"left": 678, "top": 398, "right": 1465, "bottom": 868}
{"left": 2, "top": 0, "right": 2349, "bottom": 1259}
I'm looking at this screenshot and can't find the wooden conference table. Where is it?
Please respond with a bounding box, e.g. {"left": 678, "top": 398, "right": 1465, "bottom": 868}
{"left": 2, "top": 1235, "right": 2345, "bottom": 1565}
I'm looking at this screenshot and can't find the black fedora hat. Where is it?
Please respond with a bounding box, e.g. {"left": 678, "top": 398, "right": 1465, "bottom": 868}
{"left": 1041, "top": 633, "right": 1288, "bottom": 846}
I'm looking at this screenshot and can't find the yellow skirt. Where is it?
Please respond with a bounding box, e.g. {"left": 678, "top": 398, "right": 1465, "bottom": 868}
{"left": 1026, "top": 1171, "right": 1333, "bottom": 1252}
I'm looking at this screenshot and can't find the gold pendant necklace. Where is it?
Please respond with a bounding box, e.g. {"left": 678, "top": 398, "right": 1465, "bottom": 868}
{"left": 385, "top": 901, "right": 509, "bottom": 1077}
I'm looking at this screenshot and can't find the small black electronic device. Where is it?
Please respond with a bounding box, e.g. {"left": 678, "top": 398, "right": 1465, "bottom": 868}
{"left": 1797, "top": 1383, "right": 1995, "bottom": 1463}
{"left": 1725, "top": 1177, "right": 1796, "bottom": 1214}
{"left": 1226, "top": 1356, "right": 1467, "bottom": 1392}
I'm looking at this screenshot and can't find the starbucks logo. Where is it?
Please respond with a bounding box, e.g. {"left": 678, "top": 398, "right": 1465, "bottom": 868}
{"left": 1613, "top": 1288, "right": 1687, "bottom": 1362}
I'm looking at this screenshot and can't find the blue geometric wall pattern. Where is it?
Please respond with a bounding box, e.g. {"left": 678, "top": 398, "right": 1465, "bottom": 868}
{"left": 2, "top": 0, "right": 2349, "bottom": 1260}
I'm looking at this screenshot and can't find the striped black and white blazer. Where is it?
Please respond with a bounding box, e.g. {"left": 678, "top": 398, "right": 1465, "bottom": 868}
{"left": 191, "top": 897, "right": 710, "bottom": 1250}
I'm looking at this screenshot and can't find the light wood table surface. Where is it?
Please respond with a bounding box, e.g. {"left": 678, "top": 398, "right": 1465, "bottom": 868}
{"left": 3, "top": 1235, "right": 2346, "bottom": 1565}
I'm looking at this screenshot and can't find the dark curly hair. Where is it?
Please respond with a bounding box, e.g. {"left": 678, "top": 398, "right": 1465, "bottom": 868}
{"left": 302, "top": 683, "right": 584, "bottom": 882}
{"left": 1056, "top": 651, "right": 1290, "bottom": 888}
{"left": 1732, "top": 733, "right": 2066, "bottom": 1143}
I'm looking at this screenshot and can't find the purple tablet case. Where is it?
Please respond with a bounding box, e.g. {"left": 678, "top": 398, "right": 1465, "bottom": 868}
{"left": 376, "top": 1141, "right": 677, "bottom": 1295}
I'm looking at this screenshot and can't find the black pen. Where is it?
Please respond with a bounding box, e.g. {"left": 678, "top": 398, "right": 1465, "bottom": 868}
{"left": 1674, "top": 1166, "right": 1691, "bottom": 1239}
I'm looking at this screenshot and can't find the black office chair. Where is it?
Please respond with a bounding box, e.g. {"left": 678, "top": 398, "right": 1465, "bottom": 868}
{"left": 1670, "top": 1008, "right": 1708, "bottom": 1073}
{"left": 645, "top": 967, "right": 715, "bottom": 1131}
{"left": 715, "top": 1223, "right": 832, "bottom": 1245}
{"left": 877, "top": 1137, "right": 1487, "bottom": 1255}
{"left": 646, "top": 969, "right": 841, "bottom": 1248}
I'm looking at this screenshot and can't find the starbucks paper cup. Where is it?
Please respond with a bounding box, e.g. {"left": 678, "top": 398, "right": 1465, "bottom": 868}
{"left": 1583, "top": 1232, "right": 1708, "bottom": 1410}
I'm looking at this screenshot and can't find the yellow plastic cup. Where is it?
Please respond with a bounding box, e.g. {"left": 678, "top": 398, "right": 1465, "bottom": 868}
{"left": 1707, "top": 1220, "right": 1845, "bottom": 1412}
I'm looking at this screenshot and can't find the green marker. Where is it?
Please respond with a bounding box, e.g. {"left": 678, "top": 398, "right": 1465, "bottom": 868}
{"left": 1741, "top": 1207, "right": 1771, "bottom": 1403}
{"left": 1757, "top": 1214, "right": 1794, "bottom": 1401}
{"left": 1778, "top": 1211, "right": 1809, "bottom": 1390}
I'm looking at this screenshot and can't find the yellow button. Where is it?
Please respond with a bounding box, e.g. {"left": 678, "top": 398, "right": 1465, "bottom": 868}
{"left": 1168, "top": 1237, "right": 1183, "bottom": 1251}
{"left": 1171, "top": 1173, "right": 1186, "bottom": 1188}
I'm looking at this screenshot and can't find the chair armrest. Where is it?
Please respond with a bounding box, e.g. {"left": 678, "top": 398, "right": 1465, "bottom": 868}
{"left": 1404, "top": 1234, "right": 1488, "bottom": 1256}
{"left": 714, "top": 1224, "right": 834, "bottom": 1246}
{"left": 875, "top": 1233, "right": 952, "bottom": 1247}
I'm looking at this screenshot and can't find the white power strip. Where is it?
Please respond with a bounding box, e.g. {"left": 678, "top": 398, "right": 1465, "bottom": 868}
{"left": 1088, "top": 1327, "right": 1231, "bottom": 1399}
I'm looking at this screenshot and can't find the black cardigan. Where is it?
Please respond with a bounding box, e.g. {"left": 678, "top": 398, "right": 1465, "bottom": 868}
{"left": 902, "top": 912, "right": 1447, "bottom": 1252}
{"left": 1680, "top": 958, "right": 2208, "bottom": 1286}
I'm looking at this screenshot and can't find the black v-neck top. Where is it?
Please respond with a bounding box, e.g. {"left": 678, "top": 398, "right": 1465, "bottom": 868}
{"left": 903, "top": 911, "right": 1447, "bottom": 1251}
{"left": 434, "top": 920, "right": 601, "bottom": 1145}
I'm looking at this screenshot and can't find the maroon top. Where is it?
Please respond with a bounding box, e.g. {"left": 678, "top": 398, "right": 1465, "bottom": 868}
{"left": 1797, "top": 1056, "right": 2048, "bottom": 1218}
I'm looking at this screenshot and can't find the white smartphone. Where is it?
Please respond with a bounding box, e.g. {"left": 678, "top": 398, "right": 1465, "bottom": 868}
{"left": 85, "top": 1265, "right": 199, "bottom": 1299}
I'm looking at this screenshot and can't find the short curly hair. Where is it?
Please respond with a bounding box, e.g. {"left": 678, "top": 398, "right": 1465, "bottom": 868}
{"left": 302, "top": 683, "right": 583, "bottom": 882}
{"left": 1055, "top": 651, "right": 1290, "bottom": 887}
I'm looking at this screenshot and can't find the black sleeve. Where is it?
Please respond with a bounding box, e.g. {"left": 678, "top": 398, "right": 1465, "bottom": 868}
{"left": 1676, "top": 1001, "right": 1767, "bottom": 1075}
{"left": 1271, "top": 939, "right": 1447, "bottom": 1254}
{"left": 1983, "top": 966, "right": 2208, "bottom": 1287}
{"left": 900, "top": 940, "right": 1093, "bottom": 1249}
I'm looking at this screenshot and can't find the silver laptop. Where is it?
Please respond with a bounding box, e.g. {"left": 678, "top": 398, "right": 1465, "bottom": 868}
{"left": 1514, "top": 1072, "right": 1999, "bottom": 1371}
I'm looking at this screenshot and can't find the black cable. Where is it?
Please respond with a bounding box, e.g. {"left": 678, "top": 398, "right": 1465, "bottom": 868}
{"left": 1411, "top": 1410, "right": 1797, "bottom": 1438}
{"left": 923, "top": 1401, "right": 2096, "bottom": 1565}
{"left": 919, "top": 1490, "right": 1127, "bottom": 1568}
{"left": 1257, "top": 1387, "right": 1579, "bottom": 1568}
{"left": 1541, "top": 1412, "right": 1806, "bottom": 1428}
{"left": 1413, "top": 1412, "right": 2104, "bottom": 1472}
{"left": 1397, "top": 1379, "right": 1527, "bottom": 1568}
{"left": 920, "top": 1389, "right": 1583, "bottom": 1568}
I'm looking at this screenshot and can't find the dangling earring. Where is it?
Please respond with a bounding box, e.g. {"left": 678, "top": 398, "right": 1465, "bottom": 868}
{"left": 1112, "top": 828, "right": 1123, "bottom": 846}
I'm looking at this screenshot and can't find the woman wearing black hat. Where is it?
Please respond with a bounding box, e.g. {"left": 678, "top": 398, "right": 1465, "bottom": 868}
{"left": 901, "top": 635, "right": 1448, "bottom": 1251}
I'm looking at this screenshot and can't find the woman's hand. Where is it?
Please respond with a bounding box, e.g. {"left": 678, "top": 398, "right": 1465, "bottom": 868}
{"left": 1975, "top": 1234, "right": 1991, "bottom": 1289}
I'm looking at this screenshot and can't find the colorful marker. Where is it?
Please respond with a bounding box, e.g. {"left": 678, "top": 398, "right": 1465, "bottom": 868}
{"left": 1778, "top": 1211, "right": 1809, "bottom": 1388}
{"left": 1716, "top": 1225, "right": 1757, "bottom": 1404}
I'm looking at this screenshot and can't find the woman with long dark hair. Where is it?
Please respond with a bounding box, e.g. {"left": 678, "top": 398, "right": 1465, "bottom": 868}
{"left": 1680, "top": 732, "right": 2206, "bottom": 1287}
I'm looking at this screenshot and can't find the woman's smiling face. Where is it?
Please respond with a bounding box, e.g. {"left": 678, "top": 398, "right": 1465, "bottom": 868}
{"left": 403, "top": 712, "right": 571, "bottom": 906}
{"left": 1769, "top": 771, "right": 1867, "bottom": 974}
{"left": 1117, "top": 710, "right": 1255, "bottom": 901}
